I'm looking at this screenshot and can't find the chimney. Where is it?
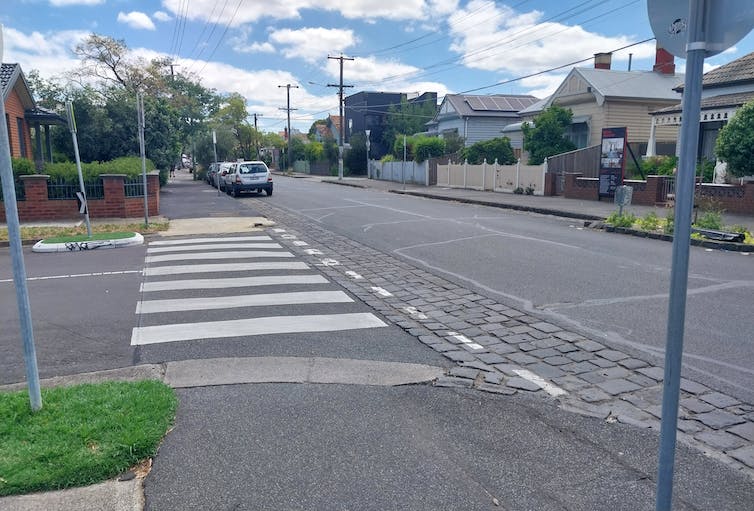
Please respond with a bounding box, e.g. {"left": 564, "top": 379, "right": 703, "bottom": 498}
{"left": 653, "top": 47, "right": 675, "bottom": 74}
{"left": 594, "top": 52, "right": 612, "bottom": 70}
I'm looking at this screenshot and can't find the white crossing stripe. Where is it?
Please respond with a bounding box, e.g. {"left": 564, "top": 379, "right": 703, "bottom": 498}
{"left": 147, "top": 243, "right": 282, "bottom": 253}
{"left": 512, "top": 369, "right": 567, "bottom": 397}
{"left": 131, "top": 312, "right": 387, "bottom": 345}
{"left": 141, "top": 274, "right": 328, "bottom": 292}
{"left": 144, "top": 261, "right": 310, "bottom": 276}
{"left": 145, "top": 251, "right": 294, "bottom": 263}
{"left": 149, "top": 236, "right": 272, "bottom": 246}
{"left": 136, "top": 290, "right": 353, "bottom": 314}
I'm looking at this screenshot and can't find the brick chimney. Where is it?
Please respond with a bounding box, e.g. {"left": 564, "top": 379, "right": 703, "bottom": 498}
{"left": 653, "top": 47, "right": 675, "bottom": 74}
{"left": 594, "top": 52, "right": 612, "bottom": 70}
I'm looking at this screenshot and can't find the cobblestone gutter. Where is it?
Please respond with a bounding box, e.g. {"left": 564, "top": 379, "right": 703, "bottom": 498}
{"left": 252, "top": 200, "right": 754, "bottom": 479}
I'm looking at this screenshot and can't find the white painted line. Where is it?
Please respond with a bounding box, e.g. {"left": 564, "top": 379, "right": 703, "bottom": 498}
{"left": 512, "top": 369, "right": 567, "bottom": 397}
{"left": 372, "top": 286, "right": 393, "bottom": 297}
{"left": 305, "top": 249, "right": 323, "bottom": 255}
{"left": 404, "top": 306, "right": 428, "bottom": 320}
{"left": 136, "top": 290, "right": 353, "bottom": 314}
{"left": 144, "top": 261, "right": 309, "bottom": 276}
{"left": 293, "top": 241, "right": 308, "bottom": 246}
{"left": 131, "top": 312, "right": 388, "bottom": 345}
{"left": 149, "top": 236, "right": 272, "bottom": 246}
{"left": 145, "top": 250, "right": 294, "bottom": 263}
{"left": 0, "top": 270, "right": 142, "bottom": 284}
{"left": 272, "top": 228, "right": 286, "bottom": 233}
{"left": 140, "top": 274, "right": 328, "bottom": 292}
{"left": 447, "top": 331, "right": 484, "bottom": 351}
{"left": 281, "top": 234, "right": 297, "bottom": 239}
{"left": 345, "top": 271, "right": 363, "bottom": 280}
{"left": 147, "top": 243, "right": 282, "bottom": 253}
{"left": 319, "top": 258, "right": 340, "bottom": 266}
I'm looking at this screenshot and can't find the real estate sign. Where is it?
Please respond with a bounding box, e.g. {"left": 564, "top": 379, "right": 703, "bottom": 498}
{"left": 598, "top": 127, "right": 626, "bottom": 198}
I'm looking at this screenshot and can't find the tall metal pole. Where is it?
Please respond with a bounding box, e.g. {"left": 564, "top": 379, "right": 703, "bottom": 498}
{"left": 65, "top": 101, "right": 92, "bottom": 237}
{"left": 656, "top": 1, "right": 706, "bottom": 509}
{"left": 0, "top": 26, "right": 42, "bottom": 411}
{"left": 278, "top": 85, "right": 299, "bottom": 172}
{"left": 213, "top": 130, "right": 220, "bottom": 196}
{"left": 327, "top": 54, "right": 354, "bottom": 180}
{"left": 137, "top": 93, "right": 149, "bottom": 226}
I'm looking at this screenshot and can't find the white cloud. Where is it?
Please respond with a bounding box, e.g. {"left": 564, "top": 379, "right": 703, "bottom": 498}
{"left": 117, "top": 11, "right": 157, "bottom": 31}
{"left": 2, "top": 27, "right": 88, "bottom": 79}
{"left": 50, "top": 0, "right": 104, "bottom": 6}
{"left": 270, "top": 27, "right": 356, "bottom": 62}
{"left": 153, "top": 11, "right": 173, "bottom": 22}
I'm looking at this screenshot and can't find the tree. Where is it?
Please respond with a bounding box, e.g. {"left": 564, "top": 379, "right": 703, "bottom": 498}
{"left": 413, "top": 136, "right": 445, "bottom": 162}
{"left": 382, "top": 97, "right": 437, "bottom": 154}
{"left": 441, "top": 131, "right": 465, "bottom": 155}
{"left": 304, "top": 141, "right": 324, "bottom": 162}
{"left": 345, "top": 133, "right": 367, "bottom": 174}
{"left": 715, "top": 100, "right": 754, "bottom": 177}
{"left": 464, "top": 137, "right": 515, "bottom": 165}
{"left": 522, "top": 105, "right": 577, "bottom": 164}
{"left": 308, "top": 119, "right": 328, "bottom": 140}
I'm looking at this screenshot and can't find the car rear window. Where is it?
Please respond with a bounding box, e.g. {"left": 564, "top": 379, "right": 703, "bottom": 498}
{"left": 238, "top": 163, "right": 267, "bottom": 174}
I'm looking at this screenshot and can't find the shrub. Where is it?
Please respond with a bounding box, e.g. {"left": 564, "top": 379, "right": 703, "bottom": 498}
{"left": 43, "top": 157, "right": 155, "bottom": 182}
{"left": 664, "top": 208, "right": 674, "bottom": 235}
{"left": 694, "top": 210, "right": 723, "bottom": 230}
{"left": 464, "top": 137, "right": 515, "bottom": 165}
{"left": 638, "top": 211, "right": 660, "bottom": 231}
{"left": 413, "top": 136, "right": 445, "bottom": 162}
{"left": 642, "top": 155, "right": 677, "bottom": 176}
{"left": 525, "top": 185, "right": 535, "bottom": 195}
{"left": 606, "top": 211, "right": 637, "bottom": 228}
{"left": 513, "top": 187, "right": 524, "bottom": 194}
{"left": 381, "top": 154, "right": 395, "bottom": 162}
{"left": 11, "top": 158, "right": 35, "bottom": 178}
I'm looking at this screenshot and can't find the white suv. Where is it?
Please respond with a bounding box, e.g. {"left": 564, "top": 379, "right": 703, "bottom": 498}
{"left": 225, "top": 161, "right": 273, "bottom": 197}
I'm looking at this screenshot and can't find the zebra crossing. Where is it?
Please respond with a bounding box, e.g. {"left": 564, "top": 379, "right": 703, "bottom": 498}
{"left": 130, "top": 233, "right": 387, "bottom": 346}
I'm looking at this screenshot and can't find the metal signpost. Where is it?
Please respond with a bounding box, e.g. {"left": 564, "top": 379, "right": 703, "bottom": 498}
{"left": 646, "top": 1, "right": 754, "bottom": 509}
{"left": 65, "top": 100, "right": 92, "bottom": 237}
{"left": 136, "top": 93, "right": 149, "bottom": 226}
{"left": 213, "top": 130, "right": 220, "bottom": 196}
{"left": 365, "top": 129, "right": 371, "bottom": 179}
{"left": 0, "top": 25, "right": 42, "bottom": 411}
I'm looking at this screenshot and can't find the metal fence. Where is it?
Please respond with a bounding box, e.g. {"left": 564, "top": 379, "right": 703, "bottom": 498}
{"left": 660, "top": 176, "right": 676, "bottom": 202}
{"left": 124, "top": 176, "right": 145, "bottom": 197}
{"left": 0, "top": 179, "right": 25, "bottom": 202}
{"left": 47, "top": 178, "right": 104, "bottom": 200}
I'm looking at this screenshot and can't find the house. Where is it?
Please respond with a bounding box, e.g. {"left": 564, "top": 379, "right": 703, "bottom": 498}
{"left": 344, "top": 91, "right": 437, "bottom": 158}
{"left": 313, "top": 123, "right": 332, "bottom": 143}
{"left": 1, "top": 62, "right": 66, "bottom": 165}
{"left": 327, "top": 114, "right": 343, "bottom": 146}
{"left": 504, "top": 47, "right": 683, "bottom": 161}
{"left": 428, "top": 93, "right": 540, "bottom": 151}
{"left": 647, "top": 50, "right": 754, "bottom": 162}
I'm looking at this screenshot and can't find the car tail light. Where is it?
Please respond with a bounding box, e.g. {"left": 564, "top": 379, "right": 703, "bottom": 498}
{"left": 236, "top": 175, "right": 242, "bottom": 183}
{"left": 267, "top": 176, "right": 273, "bottom": 182}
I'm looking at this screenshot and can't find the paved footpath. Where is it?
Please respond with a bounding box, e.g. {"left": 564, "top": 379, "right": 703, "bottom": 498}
{"left": 261, "top": 175, "right": 754, "bottom": 476}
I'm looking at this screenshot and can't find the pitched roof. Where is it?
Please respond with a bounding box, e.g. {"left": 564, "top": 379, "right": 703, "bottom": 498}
{"left": 328, "top": 115, "right": 342, "bottom": 132}
{"left": 572, "top": 68, "right": 683, "bottom": 102}
{"left": 700, "top": 51, "right": 754, "bottom": 88}
{"left": 1, "top": 62, "right": 35, "bottom": 107}
{"left": 443, "top": 94, "right": 540, "bottom": 118}
{"left": 652, "top": 91, "right": 754, "bottom": 115}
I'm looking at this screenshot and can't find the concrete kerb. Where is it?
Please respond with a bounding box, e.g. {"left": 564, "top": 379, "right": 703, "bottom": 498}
{"left": 0, "top": 358, "right": 445, "bottom": 511}
{"left": 31, "top": 233, "right": 144, "bottom": 253}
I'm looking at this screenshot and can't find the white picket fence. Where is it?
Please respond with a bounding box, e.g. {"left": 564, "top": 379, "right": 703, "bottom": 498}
{"left": 436, "top": 159, "right": 546, "bottom": 195}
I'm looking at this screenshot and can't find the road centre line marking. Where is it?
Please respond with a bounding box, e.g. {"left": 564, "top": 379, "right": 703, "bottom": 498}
{"left": 272, "top": 228, "right": 286, "bottom": 233}
{"left": 447, "top": 331, "right": 484, "bottom": 351}
{"left": 145, "top": 250, "right": 294, "bottom": 263}
{"left": 136, "top": 290, "right": 353, "bottom": 314}
{"left": 345, "top": 271, "right": 363, "bottom": 280}
{"left": 281, "top": 234, "right": 297, "bottom": 239}
{"left": 149, "top": 236, "right": 272, "bottom": 246}
{"left": 319, "top": 259, "right": 340, "bottom": 266}
{"left": 147, "top": 243, "right": 282, "bottom": 253}
{"left": 144, "top": 261, "right": 310, "bottom": 276}
{"left": 130, "top": 312, "right": 387, "bottom": 345}
{"left": 140, "top": 274, "right": 328, "bottom": 292}
{"left": 512, "top": 369, "right": 567, "bottom": 397}
{"left": 372, "top": 286, "right": 393, "bottom": 297}
{"left": 0, "top": 270, "right": 142, "bottom": 283}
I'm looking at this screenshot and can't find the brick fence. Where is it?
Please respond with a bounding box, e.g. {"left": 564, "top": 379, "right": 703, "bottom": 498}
{"left": 0, "top": 172, "right": 160, "bottom": 222}
{"left": 563, "top": 172, "right": 754, "bottom": 214}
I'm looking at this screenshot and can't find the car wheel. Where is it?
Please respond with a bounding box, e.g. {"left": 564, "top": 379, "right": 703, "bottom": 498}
{"left": 266, "top": 188, "right": 273, "bottom": 196}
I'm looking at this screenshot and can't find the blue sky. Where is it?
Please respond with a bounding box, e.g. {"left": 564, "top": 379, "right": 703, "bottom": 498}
{"left": 3, "top": 0, "right": 754, "bottom": 133}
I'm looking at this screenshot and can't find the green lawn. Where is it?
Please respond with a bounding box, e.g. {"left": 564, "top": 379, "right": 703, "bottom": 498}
{"left": 40, "top": 231, "right": 137, "bottom": 244}
{"left": 0, "top": 222, "right": 170, "bottom": 242}
{"left": 0, "top": 380, "right": 177, "bottom": 497}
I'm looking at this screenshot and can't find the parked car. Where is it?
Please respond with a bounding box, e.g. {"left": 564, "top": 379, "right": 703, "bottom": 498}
{"left": 206, "top": 162, "right": 218, "bottom": 185}
{"left": 224, "top": 161, "right": 273, "bottom": 197}
{"left": 215, "top": 162, "right": 234, "bottom": 191}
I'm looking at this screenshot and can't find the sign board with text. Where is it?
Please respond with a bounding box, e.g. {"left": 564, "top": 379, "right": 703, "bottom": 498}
{"left": 599, "top": 127, "right": 627, "bottom": 198}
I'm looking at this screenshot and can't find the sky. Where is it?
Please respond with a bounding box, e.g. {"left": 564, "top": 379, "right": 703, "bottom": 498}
{"left": 3, "top": 0, "right": 754, "bottom": 134}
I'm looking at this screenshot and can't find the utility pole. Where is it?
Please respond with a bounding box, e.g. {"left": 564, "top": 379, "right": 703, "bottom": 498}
{"left": 278, "top": 84, "right": 299, "bottom": 172}
{"left": 168, "top": 60, "right": 179, "bottom": 80}
{"left": 328, "top": 54, "right": 354, "bottom": 180}
{"left": 136, "top": 92, "right": 149, "bottom": 226}
{"left": 253, "top": 113, "right": 262, "bottom": 159}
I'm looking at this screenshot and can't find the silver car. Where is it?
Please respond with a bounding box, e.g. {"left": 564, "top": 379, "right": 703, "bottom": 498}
{"left": 225, "top": 161, "right": 273, "bottom": 197}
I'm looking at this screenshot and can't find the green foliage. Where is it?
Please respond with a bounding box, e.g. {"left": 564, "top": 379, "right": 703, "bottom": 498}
{"left": 697, "top": 158, "right": 715, "bottom": 182}
{"left": 0, "top": 380, "right": 176, "bottom": 497}
{"left": 344, "top": 132, "right": 367, "bottom": 173}
{"left": 393, "top": 134, "right": 414, "bottom": 160}
{"left": 638, "top": 211, "right": 660, "bottom": 231}
{"left": 382, "top": 97, "right": 437, "bottom": 153}
{"left": 513, "top": 187, "right": 524, "bottom": 194}
{"left": 522, "top": 105, "right": 577, "bottom": 165}
{"left": 525, "top": 185, "right": 535, "bottom": 195}
{"left": 664, "top": 208, "right": 674, "bottom": 235}
{"left": 43, "top": 157, "right": 154, "bottom": 182}
{"left": 304, "top": 141, "right": 325, "bottom": 162}
{"left": 639, "top": 155, "right": 678, "bottom": 176}
{"left": 715, "top": 100, "right": 754, "bottom": 177}
{"left": 11, "top": 158, "right": 35, "bottom": 177}
{"left": 441, "top": 131, "right": 465, "bottom": 155}
{"left": 464, "top": 137, "right": 515, "bottom": 165}
{"left": 413, "top": 136, "right": 445, "bottom": 162}
{"left": 694, "top": 210, "right": 723, "bottom": 230}
{"left": 381, "top": 154, "right": 396, "bottom": 162}
{"left": 605, "top": 211, "right": 637, "bottom": 228}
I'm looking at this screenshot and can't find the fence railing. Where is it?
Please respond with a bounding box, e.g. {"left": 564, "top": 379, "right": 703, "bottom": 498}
{"left": 47, "top": 178, "right": 104, "bottom": 200}
{"left": 436, "top": 160, "right": 546, "bottom": 195}
{"left": 124, "top": 176, "right": 145, "bottom": 197}
{"left": 660, "top": 176, "right": 676, "bottom": 202}
{"left": 0, "top": 179, "right": 25, "bottom": 202}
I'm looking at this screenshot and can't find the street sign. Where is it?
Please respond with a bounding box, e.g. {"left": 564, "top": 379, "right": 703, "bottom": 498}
{"left": 648, "top": 0, "right": 754, "bottom": 58}
{"left": 75, "top": 191, "right": 87, "bottom": 214}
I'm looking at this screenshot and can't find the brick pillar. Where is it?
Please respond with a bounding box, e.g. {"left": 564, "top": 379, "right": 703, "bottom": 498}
{"left": 148, "top": 171, "right": 160, "bottom": 216}
{"left": 17, "top": 174, "right": 50, "bottom": 221}
{"left": 563, "top": 173, "right": 582, "bottom": 198}
{"left": 100, "top": 174, "right": 127, "bottom": 218}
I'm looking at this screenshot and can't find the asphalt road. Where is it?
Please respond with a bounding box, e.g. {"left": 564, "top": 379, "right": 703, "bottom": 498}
{"left": 258, "top": 176, "right": 754, "bottom": 403}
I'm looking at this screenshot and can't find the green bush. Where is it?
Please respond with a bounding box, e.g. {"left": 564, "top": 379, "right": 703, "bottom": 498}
{"left": 606, "top": 211, "right": 637, "bottom": 228}
{"left": 464, "top": 137, "right": 515, "bottom": 165}
{"left": 11, "top": 158, "right": 35, "bottom": 178}
{"left": 525, "top": 185, "right": 535, "bottom": 195}
{"left": 638, "top": 211, "right": 660, "bottom": 231}
{"left": 641, "top": 155, "right": 678, "bottom": 176}
{"left": 513, "top": 187, "right": 524, "bottom": 194}
{"left": 413, "top": 136, "right": 445, "bottom": 162}
{"left": 664, "top": 209, "right": 674, "bottom": 235}
{"left": 697, "top": 159, "right": 715, "bottom": 182}
{"left": 43, "top": 157, "right": 155, "bottom": 182}
{"left": 694, "top": 210, "right": 723, "bottom": 230}
{"left": 381, "top": 154, "right": 395, "bottom": 162}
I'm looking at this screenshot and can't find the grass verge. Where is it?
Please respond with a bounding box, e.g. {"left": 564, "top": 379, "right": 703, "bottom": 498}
{"left": 0, "top": 222, "right": 169, "bottom": 242}
{"left": 40, "top": 231, "right": 137, "bottom": 244}
{"left": 0, "top": 380, "right": 177, "bottom": 497}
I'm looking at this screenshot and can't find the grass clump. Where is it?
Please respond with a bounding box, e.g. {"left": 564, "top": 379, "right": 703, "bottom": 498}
{"left": 637, "top": 212, "right": 660, "bottom": 231}
{"left": 605, "top": 211, "right": 637, "bottom": 228}
{"left": 0, "top": 380, "right": 177, "bottom": 497}
{"left": 0, "top": 222, "right": 169, "bottom": 242}
{"left": 41, "top": 231, "right": 137, "bottom": 244}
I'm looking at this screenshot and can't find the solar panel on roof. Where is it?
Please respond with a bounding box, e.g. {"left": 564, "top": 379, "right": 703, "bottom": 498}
{"left": 466, "top": 97, "right": 485, "bottom": 110}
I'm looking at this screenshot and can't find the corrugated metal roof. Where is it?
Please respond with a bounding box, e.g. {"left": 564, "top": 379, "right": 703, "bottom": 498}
{"left": 575, "top": 68, "right": 684, "bottom": 101}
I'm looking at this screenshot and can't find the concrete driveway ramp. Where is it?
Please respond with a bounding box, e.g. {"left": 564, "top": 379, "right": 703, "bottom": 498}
{"left": 161, "top": 217, "right": 274, "bottom": 237}
{"left": 164, "top": 357, "right": 445, "bottom": 388}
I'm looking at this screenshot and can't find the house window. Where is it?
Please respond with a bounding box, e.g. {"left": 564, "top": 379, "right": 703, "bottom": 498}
{"left": 16, "top": 117, "right": 27, "bottom": 158}
{"left": 565, "top": 122, "right": 589, "bottom": 149}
